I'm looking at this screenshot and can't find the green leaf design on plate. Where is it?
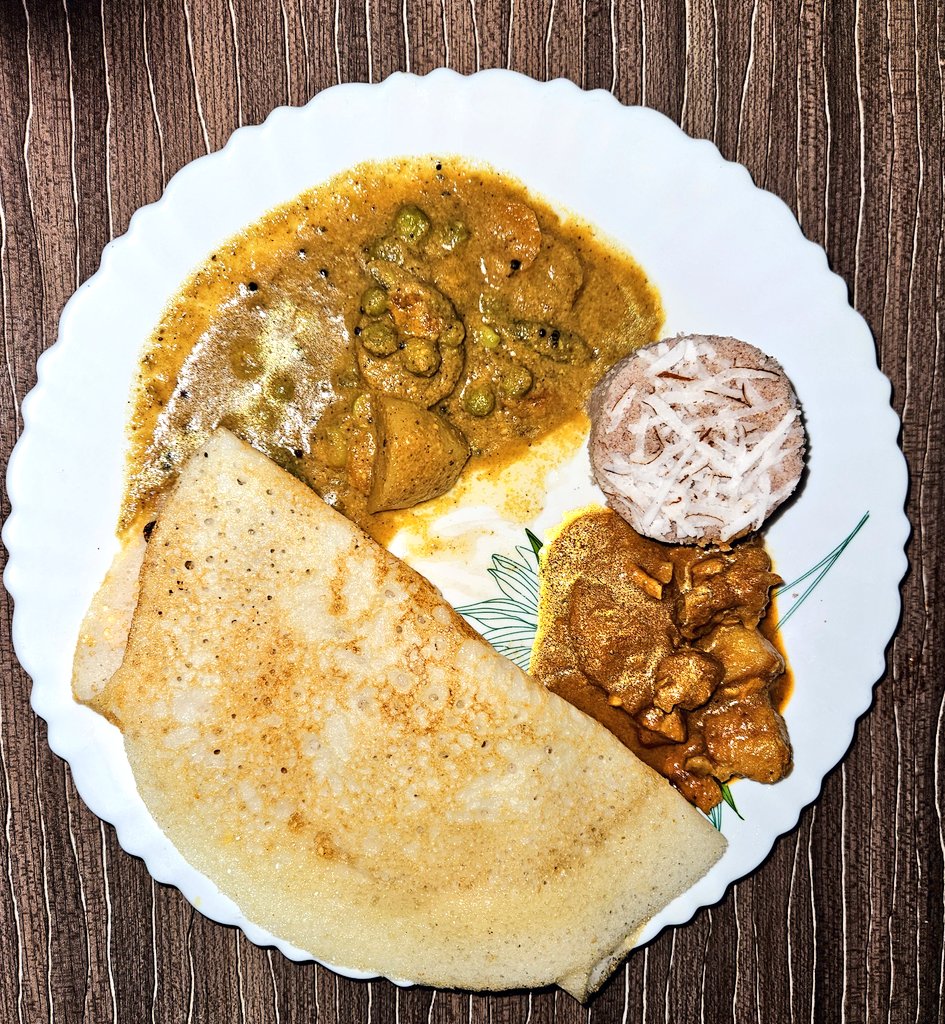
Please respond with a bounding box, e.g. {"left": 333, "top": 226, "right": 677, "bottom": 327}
{"left": 525, "top": 528, "right": 544, "bottom": 558}
{"left": 772, "top": 512, "right": 870, "bottom": 629}
{"left": 455, "top": 539, "right": 542, "bottom": 672}
{"left": 720, "top": 781, "right": 743, "bottom": 816}
{"left": 705, "top": 781, "right": 745, "bottom": 832}
{"left": 457, "top": 514, "right": 869, "bottom": 832}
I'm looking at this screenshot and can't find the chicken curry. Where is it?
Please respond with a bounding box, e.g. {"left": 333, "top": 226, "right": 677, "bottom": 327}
{"left": 531, "top": 508, "right": 792, "bottom": 812}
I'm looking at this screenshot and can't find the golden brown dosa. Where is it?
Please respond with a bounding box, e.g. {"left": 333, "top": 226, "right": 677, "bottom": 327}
{"left": 89, "top": 430, "right": 726, "bottom": 998}
{"left": 72, "top": 532, "right": 146, "bottom": 705}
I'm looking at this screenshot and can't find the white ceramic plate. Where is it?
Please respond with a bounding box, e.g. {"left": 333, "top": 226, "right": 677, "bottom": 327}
{"left": 3, "top": 70, "right": 908, "bottom": 981}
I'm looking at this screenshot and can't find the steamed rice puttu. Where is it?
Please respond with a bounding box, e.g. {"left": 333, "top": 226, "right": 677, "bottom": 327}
{"left": 588, "top": 335, "right": 806, "bottom": 546}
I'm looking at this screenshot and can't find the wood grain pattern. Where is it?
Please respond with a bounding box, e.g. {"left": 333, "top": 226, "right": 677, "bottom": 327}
{"left": 0, "top": 1, "right": 941, "bottom": 1020}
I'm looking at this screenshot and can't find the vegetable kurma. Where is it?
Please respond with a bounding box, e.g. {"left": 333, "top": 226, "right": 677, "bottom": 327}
{"left": 122, "top": 157, "right": 663, "bottom": 540}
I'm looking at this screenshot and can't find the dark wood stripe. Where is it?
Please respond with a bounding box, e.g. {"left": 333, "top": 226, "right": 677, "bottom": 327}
{"left": 0, "top": 1, "right": 940, "bottom": 1020}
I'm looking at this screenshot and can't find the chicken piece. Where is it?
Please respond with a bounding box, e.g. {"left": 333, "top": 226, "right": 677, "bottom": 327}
{"left": 530, "top": 506, "right": 791, "bottom": 814}
{"left": 699, "top": 694, "right": 792, "bottom": 784}
{"left": 697, "top": 623, "right": 784, "bottom": 689}
{"left": 674, "top": 772, "right": 723, "bottom": 815}
{"left": 673, "top": 540, "right": 782, "bottom": 639}
{"left": 610, "top": 531, "right": 675, "bottom": 594}
{"left": 636, "top": 705, "right": 687, "bottom": 743}
{"left": 367, "top": 261, "right": 457, "bottom": 342}
{"left": 653, "top": 649, "right": 724, "bottom": 713}
{"left": 565, "top": 581, "right": 630, "bottom": 685}
{"left": 566, "top": 577, "right": 676, "bottom": 715}
{"left": 480, "top": 199, "right": 543, "bottom": 284}
{"left": 500, "top": 235, "right": 585, "bottom": 322}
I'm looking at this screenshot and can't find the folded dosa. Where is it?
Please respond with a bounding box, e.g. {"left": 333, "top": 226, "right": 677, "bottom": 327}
{"left": 91, "top": 430, "right": 725, "bottom": 998}
{"left": 73, "top": 532, "right": 146, "bottom": 705}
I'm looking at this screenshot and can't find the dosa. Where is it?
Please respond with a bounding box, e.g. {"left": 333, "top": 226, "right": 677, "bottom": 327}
{"left": 88, "top": 430, "right": 726, "bottom": 998}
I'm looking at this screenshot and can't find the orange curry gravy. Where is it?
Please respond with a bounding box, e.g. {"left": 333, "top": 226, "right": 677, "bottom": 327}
{"left": 530, "top": 508, "right": 793, "bottom": 813}
{"left": 121, "top": 157, "right": 663, "bottom": 542}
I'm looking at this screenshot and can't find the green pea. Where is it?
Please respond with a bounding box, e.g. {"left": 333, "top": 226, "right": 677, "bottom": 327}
{"left": 324, "top": 427, "right": 348, "bottom": 469}
{"left": 476, "top": 325, "right": 501, "bottom": 351}
{"left": 402, "top": 338, "right": 441, "bottom": 377}
{"left": 441, "top": 220, "right": 469, "bottom": 252}
{"left": 368, "top": 236, "right": 405, "bottom": 265}
{"left": 268, "top": 372, "right": 296, "bottom": 402}
{"left": 392, "top": 205, "right": 431, "bottom": 245}
{"left": 359, "top": 320, "right": 398, "bottom": 356}
{"left": 439, "top": 320, "right": 466, "bottom": 348}
{"left": 361, "top": 286, "right": 388, "bottom": 316}
{"left": 352, "top": 393, "right": 373, "bottom": 421}
{"left": 501, "top": 365, "right": 533, "bottom": 398}
{"left": 229, "top": 337, "right": 264, "bottom": 380}
{"left": 463, "top": 383, "right": 495, "bottom": 417}
{"left": 335, "top": 365, "right": 361, "bottom": 389}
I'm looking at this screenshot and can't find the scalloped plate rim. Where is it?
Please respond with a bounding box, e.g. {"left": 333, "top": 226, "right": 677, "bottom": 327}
{"left": 2, "top": 69, "right": 909, "bottom": 985}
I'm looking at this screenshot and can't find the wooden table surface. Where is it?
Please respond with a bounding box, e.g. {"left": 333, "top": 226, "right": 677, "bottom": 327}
{"left": 0, "top": 2, "right": 941, "bottom": 1021}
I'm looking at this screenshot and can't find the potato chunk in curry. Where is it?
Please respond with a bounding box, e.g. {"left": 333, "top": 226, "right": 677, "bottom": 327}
{"left": 368, "top": 395, "right": 470, "bottom": 513}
